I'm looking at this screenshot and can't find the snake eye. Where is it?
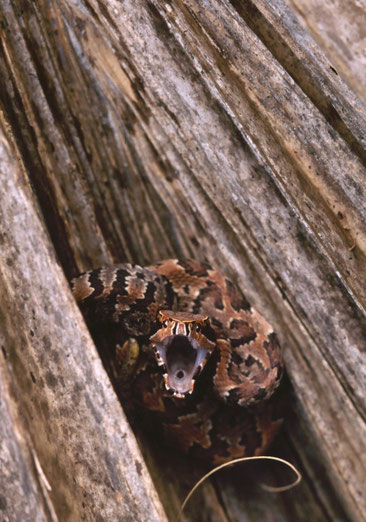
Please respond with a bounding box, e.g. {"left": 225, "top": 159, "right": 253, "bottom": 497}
{"left": 195, "top": 324, "right": 200, "bottom": 332}
{"left": 163, "top": 320, "right": 168, "bottom": 328}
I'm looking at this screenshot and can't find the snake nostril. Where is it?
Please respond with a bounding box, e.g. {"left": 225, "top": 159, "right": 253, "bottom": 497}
{"left": 176, "top": 370, "right": 184, "bottom": 379}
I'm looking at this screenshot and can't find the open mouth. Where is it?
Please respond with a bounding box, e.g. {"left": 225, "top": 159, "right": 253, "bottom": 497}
{"left": 152, "top": 334, "right": 211, "bottom": 397}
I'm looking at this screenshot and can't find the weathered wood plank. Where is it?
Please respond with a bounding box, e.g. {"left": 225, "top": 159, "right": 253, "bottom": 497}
{"left": 1, "top": 0, "right": 365, "bottom": 520}
{"left": 0, "top": 118, "right": 166, "bottom": 521}
{"left": 0, "top": 355, "right": 49, "bottom": 522}
{"left": 229, "top": 0, "right": 366, "bottom": 166}
{"left": 289, "top": 0, "right": 366, "bottom": 102}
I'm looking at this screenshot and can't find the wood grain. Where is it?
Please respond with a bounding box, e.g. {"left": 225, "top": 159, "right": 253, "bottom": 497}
{"left": 0, "top": 0, "right": 365, "bottom": 520}
{"left": 0, "top": 117, "right": 166, "bottom": 521}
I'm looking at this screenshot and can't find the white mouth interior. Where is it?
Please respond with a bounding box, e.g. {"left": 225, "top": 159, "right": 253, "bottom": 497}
{"left": 153, "top": 335, "right": 208, "bottom": 396}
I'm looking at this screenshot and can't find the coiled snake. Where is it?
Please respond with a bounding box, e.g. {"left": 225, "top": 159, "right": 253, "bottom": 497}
{"left": 72, "top": 259, "right": 284, "bottom": 465}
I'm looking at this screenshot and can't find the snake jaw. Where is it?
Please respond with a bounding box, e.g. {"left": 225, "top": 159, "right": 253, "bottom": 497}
{"left": 153, "top": 335, "right": 210, "bottom": 396}
{"left": 163, "top": 372, "right": 195, "bottom": 398}
{"left": 149, "top": 310, "right": 216, "bottom": 397}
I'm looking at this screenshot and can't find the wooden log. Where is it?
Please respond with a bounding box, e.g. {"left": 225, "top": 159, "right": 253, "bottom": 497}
{"left": 0, "top": 0, "right": 365, "bottom": 520}
{"left": 0, "top": 354, "right": 50, "bottom": 522}
{"left": 0, "top": 118, "right": 166, "bottom": 521}
{"left": 289, "top": 0, "right": 366, "bottom": 101}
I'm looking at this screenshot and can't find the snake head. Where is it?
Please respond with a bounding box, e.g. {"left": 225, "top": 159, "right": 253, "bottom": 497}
{"left": 149, "top": 310, "right": 216, "bottom": 398}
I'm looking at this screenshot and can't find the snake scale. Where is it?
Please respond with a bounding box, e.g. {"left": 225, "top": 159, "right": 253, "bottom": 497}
{"left": 72, "top": 259, "right": 284, "bottom": 465}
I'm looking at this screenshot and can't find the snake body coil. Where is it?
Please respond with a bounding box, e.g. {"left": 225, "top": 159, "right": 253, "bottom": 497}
{"left": 72, "top": 259, "right": 284, "bottom": 465}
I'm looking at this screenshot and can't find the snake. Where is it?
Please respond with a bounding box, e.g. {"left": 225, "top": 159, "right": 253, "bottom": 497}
{"left": 72, "top": 259, "right": 284, "bottom": 465}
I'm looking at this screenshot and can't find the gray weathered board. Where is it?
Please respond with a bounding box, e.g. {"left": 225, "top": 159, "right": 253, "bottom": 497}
{"left": 0, "top": 1, "right": 365, "bottom": 521}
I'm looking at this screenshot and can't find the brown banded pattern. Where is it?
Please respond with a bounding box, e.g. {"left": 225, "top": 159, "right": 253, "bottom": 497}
{"left": 71, "top": 259, "right": 284, "bottom": 464}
